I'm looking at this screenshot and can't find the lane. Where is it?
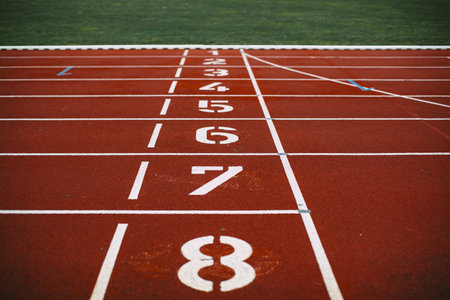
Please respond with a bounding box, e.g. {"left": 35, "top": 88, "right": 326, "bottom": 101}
{"left": 0, "top": 215, "right": 120, "bottom": 299}
{"left": 254, "top": 67, "right": 450, "bottom": 80}
{"left": 0, "top": 97, "right": 262, "bottom": 118}
{"left": 0, "top": 156, "right": 297, "bottom": 211}
{"left": 246, "top": 49, "right": 450, "bottom": 57}
{"left": 275, "top": 120, "right": 450, "bottom": 153}
{"left": 0, "top": 57, "right": 182, "bottom": 66}
{"left": 289, "top": 156, "right": 450, "bottom": 299}
{"left": 265, "top": 96, "right": 450, "bottom": 118}
{"left": 105, "top": 215, "right": 330, "bottom": 299}
{"left": 0, "top": 67, "right": 181, "bottom": 79}
{"left": 0, "top": 78, "right": 256, "bottom": 96}
{"left": 0, "top": 49, "right": 186, "bottom": 57}
{"left": 0, "top": 120, "right": 276, "bottom": 153}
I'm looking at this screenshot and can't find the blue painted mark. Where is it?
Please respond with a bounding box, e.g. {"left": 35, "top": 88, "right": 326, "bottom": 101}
{"left": 57, "top": 66, "right": 73, "bottom": 76}
{"left": 347, "top": 79, "right": 373, "bottom": 91}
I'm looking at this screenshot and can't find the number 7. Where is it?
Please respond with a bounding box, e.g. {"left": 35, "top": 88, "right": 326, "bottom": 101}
{"left": 189, "top": 166, "right": 243, "bottom": 195}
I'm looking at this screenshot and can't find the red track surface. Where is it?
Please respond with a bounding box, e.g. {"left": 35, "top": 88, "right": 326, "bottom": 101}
{"left": 0, "top": 48, "right": 449, "bottom": 299}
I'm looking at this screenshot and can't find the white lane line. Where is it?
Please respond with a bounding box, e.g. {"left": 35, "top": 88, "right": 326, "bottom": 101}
{"left": 182, "top": 49, "right": 189, "bottom": 57}
{"left": 1, "top": 152, "right": 449, "bottom": 156}
{"left": 174, "top": 68, "right": 182, "bottom": 78}
{"left": 0, "top": 55, "right": 447, "bottom": 59}
{"left": 1, "top": 44, "right": 449, "bottom": 50}
{"left": 0, "top": 210, "right": 301, "bottom": 215}
{"left": 1, "top": 118, "right": 448, "bottom": 121}
{"left": 1, "top": 94, "right": 448, "bottom": 98}
{"left": 241, "top": 48, "right": 343, "bottom": 300}
{"left": 244, "top": 53, "right": 450, "bottom": 109}
{"left": 147, "top": 123, "right": 163, "bottom": 148}
{"left": 159, "top": 99, "right": 171, "bottom": 115}
{"left": 128, "top": 161, "right": 149, "bottom": 200}
{"left": 168, "top": 81, "right": 178, "bottom": 94}
{"left": 2, "top": 78, "right": 449, "bottom": 82}
{"left": 1, "top": 65, "right": 449, "bottom": 69}
{"left": 90, "top": 223, "right": 128, "bottom": 300}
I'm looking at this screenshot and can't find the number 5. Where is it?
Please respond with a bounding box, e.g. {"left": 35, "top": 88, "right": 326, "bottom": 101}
{"left": 199, "top": 100, "right": 233, "bottom": 113}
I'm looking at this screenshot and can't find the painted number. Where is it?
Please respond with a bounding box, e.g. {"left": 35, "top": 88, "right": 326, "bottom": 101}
{"left": 199, "top": 82, "right": 230, "bottom": 92}
{"left": 199, "top": 100, "right": 233, "bottom": 113}
{"left": 177, "top": 235, "right": 255, "bottom": 292}
{"left": 195, "top": 126, "right": 238, "bottom": 145}
{"left": 190, "top": 166, "right": 243, "bottom": 195}
{"left": 204, "top": 69, "right": 229, "bottom": 77}
{"left": 203, "top": 58, "right": 226, "bottom": 65}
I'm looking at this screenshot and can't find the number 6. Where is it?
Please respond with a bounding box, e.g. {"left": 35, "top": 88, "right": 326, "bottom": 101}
{"left": 196, "top": 126, "right": 239, "bottom": 145}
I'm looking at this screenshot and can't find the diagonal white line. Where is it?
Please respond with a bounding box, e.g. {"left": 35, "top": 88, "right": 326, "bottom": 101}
{"left": 241, "top": 49, "right": 344, "bottom": 300}
{"left": 244, "top": 53, "right": 450, "bottom": 109}
{"left": 90, "top": 223, "right": 127, "bottom": 300}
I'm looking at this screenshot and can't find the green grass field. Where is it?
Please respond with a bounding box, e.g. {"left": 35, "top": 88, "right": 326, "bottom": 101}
{"left": 1, "top": 0, "right": 449, "bottom": 45}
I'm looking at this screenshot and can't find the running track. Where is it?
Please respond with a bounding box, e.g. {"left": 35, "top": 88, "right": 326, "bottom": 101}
{"left": 0, "top": 46, "right": 449, "bottom": 299}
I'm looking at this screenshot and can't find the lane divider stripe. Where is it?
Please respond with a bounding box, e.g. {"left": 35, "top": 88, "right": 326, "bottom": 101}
{"left": 168, "top": 81, "right": 177, "bottom": 94}
{"left": 159, "top": 99, "right": 171, "bottom": 115}
{"left": 128, "top": 161, "right": 149, "bottom": 200}
{"left": 147, "top": 124, "right": 163, "bottom": 148}
{"left": 90, "top": 223, "right": 128, "bottom": 300}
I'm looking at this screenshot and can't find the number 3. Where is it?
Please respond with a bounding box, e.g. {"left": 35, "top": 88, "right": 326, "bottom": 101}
{"left": 177, "top": 235, "right": 256, "bottom": 292}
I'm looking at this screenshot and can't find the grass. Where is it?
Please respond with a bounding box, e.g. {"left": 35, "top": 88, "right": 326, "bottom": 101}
{"left": 0, "top": 0, "right": 449, "bottom": 45}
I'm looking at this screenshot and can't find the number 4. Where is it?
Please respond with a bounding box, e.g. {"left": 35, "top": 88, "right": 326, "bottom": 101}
{"left": 189, "top": 166, "right": 243, "bottom": 195}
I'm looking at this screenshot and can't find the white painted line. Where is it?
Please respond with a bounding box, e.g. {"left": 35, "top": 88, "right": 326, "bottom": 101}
{"left": 0, "top": 210, "right": 300, "bottom": 215}
{"left": 1, "top": 44, "right": 449, "bottom": 50}
{"left": 179, "top": 58, "right": 186, "bottom": 66}
{"left": 128, "top": 161, "right": 149, "bottom": 200}
{"left": 168, "top": 81, "right": 178, "bottom": 94}
{"left": 174, "top": 67, "right": 182, "bottom": 78}
{"left": 1, "top": 65, "right": 449, "bottom": 69}
{"left": 147, "top": 123, "right": 163, "bottom": 148}
{"left": 245, "top": 53, "right": 450, "bottom": 109}
{"left": 241, "top": 48, "right": 343, "bottom": 300}
{"left": 0, "top": 152, "right": 449, "bottom": 156}
{"left": 1, "top": 78, "right": 450, "bottom": 82}
{"left": 90, "top": 223, "right": 127, "bottom": 300}
{"left": 182, "top": 49, "right": 189, "bottom": 57}
{"left": 1, "top": 117, "right": 449, "bottom": 121}
{"left": 1, "top": 94, "right": 449, "bottom": 99}
{"left": 1, "top": 55, "right": 447, "bottom": 59}
{"left": 1, "top": 94, "right": 449, "bottom": 98}
{"left": 160, "top": 98, "right": 171, "bottom": 115}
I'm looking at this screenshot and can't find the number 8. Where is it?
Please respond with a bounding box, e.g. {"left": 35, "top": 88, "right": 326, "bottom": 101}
{"left": 177, "top": 235, "right": 256, "bottom": 292}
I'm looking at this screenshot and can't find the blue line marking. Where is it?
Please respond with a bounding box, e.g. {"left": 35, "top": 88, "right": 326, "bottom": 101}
{"left": 347, "top": 79, "right": 373, "bottom": 91}
{"left": 57, "top": 66, "right": 73, "bottom": 76}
